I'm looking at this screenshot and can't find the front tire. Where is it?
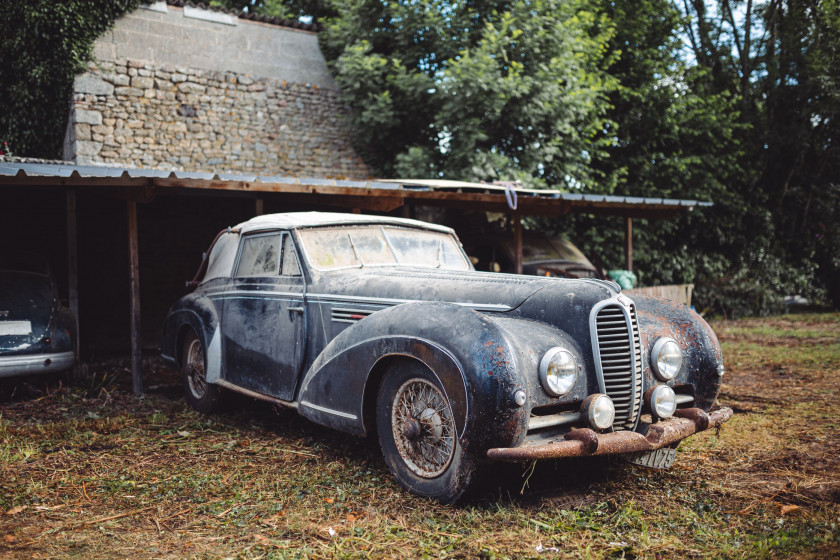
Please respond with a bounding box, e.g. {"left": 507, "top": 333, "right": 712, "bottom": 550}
{"left": 376, "top": 361, "right": 475, "bottom": 503}
{"left": 182, "top": 330, "right": 219, "bottom": 413}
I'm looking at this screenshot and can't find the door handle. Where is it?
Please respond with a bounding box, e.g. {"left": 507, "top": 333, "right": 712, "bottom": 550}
{"left": 288, "top": 306, "right": 305, "bottom": 316}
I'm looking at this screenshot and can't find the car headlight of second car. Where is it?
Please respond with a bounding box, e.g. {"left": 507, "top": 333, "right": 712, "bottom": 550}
{"left": 539, "top": 347, "right": 577, "bottom": 396}
{"left": 651, "top": 337, "right": 682, "bottom": 381}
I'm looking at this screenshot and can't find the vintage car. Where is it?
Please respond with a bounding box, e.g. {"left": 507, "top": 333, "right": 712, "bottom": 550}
{"left": 0, "top": 253, "right": 77, "bottom": 378}
{"left": 465, "top": 231, "right": 604, "bottom": 278}
{"left": 161, "top": 212, "right": 732, "bottom": 502}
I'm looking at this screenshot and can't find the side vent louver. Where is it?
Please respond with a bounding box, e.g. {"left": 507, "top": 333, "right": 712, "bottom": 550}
{"left": 331, "top": 308, "right": 373, "bottom": 324}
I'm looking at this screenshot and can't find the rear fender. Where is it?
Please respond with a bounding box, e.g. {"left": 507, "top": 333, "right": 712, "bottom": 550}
{"left": 161, "top": 293, "right": 221, "bottom": 382}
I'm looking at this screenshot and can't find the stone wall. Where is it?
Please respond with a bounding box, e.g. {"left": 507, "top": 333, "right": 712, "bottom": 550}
{"left": 63, "top": 2, "right": 370, "bottom": 179}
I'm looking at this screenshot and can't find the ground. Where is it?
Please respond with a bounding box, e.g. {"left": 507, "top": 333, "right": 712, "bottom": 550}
{"left": 0, "top": 313, "right": 838, "bottom": 559}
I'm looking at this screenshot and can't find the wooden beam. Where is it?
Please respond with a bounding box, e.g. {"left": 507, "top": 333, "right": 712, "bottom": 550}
{"left": 66, "top": 189, "right": 80, "bottom": 359}
{"left": 624, "top": 216, "right": 633, "bottom": 272}
{"left": 66, "top": 190, "right": 79, "bottom": 323}
{"left": 255, "top": 197, "right": 264, "bottom": 216}
{"left": 513, "top": 213, "right": 523, "bottom": 275}
{"left": 127, "top": 200, "right": 143, "bottom": 395}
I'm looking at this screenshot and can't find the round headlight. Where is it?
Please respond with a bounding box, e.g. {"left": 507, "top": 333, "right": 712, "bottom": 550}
{"left": 651, "top": 338, "right": 682, "bottom": 381}
{"left": 539, "top": 348, "right": 577, "bottom": 396}
{"left": 581, "top": 394, "right": 615, "bottom": 430}
{"left": 649, "top": 385, "right": 677, "bottom": 419}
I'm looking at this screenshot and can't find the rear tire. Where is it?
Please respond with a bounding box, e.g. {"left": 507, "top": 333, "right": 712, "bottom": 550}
{"left": 182, "top": 330, "right": 219, "bottom": 413}
{"left": 376, "top": 360, "right": 475, "bottom": 503}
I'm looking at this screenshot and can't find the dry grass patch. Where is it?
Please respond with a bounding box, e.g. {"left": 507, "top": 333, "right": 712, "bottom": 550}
{"left": 1, "top": 313, "right": 839, "bottom": 558}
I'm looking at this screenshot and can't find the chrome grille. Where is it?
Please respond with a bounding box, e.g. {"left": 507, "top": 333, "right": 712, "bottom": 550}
{"left": 594, "top": 303, "right": 643, "bottom": 430}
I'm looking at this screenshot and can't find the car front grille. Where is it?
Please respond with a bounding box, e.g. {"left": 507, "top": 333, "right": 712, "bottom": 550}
{"left": 593, "top": 303, "right": 643, "bottom": 430}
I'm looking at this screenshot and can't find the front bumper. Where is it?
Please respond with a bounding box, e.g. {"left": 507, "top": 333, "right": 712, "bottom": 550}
{"left": 487, "top": 407, "right": 733, "bottom": 461}
{"left": 0, "top": 351, "right": 76, "bottom": 378}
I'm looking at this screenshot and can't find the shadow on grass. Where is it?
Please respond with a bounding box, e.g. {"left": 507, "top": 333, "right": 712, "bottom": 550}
{"left": 0, "top": 352, "right": 636, "bottom": 512}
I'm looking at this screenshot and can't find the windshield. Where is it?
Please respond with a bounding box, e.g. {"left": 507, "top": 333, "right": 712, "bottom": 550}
{"left": 298, "top": 225, "right": 471, "bottom": 271}
{"left": 516, "top": 236, "right": 595, "bottom": 267}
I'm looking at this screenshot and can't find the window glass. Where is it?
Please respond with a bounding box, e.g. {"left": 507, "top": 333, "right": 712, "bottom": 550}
{"left": 385, "top": 228, "right": 467, "bottom": 269}
{"left": 204, "top": 232, "right": 240, "bottom": 281}
{"left": 298, "top": 225, "right": 469, "bottom": 271}
{"left": 236, "top": 234, "right": 281, "bottom": 277}
{"left": 281, "top": 235, "right": 301, "bottom": 276}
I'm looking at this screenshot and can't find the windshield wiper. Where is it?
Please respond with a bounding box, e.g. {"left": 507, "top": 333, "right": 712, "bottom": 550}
{"left": 435, "top": 240, "right": 443, "bottom": 268}
{"left": 347, "top": 233, "right": 365, "bottom": 268}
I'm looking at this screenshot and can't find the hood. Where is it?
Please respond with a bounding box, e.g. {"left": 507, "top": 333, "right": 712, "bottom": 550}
{"left": 309, "top": 267, "right": 617, "bottom": 311}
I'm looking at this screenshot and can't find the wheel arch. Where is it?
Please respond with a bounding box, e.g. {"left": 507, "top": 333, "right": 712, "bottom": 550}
{"left": 298, "top": 301, "right": 527, "bottom": 451}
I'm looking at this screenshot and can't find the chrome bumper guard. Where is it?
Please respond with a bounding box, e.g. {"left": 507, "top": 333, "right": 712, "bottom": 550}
{"left": 487, "top": 407, "right": 733, "bottom": 462}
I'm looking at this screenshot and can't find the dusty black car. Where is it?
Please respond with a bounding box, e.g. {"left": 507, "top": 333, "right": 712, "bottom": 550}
{"left": 466, "top": 231, "right": 604, "bottom": 278}
{"left": 161, "top": 212, "right": 732, "bottom": 502}
{"left": 0, "top": 253, "right": 77, "bottom": 378}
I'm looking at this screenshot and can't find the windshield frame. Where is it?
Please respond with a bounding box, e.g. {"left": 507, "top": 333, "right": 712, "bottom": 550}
{"left": 295, "top": 224, "right": 472, "bottom": 272}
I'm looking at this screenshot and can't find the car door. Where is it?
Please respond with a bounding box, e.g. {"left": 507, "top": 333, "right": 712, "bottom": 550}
{"left": 221, "top": 231, "right": 305, "bottom": 400}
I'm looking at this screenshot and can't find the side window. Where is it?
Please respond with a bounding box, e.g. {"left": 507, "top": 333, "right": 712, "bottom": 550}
{"left": 236, "top": 234, "right": 281, "bottom": 277}
{"left": 281, "top": 234, "right": 301, "bottom": 276}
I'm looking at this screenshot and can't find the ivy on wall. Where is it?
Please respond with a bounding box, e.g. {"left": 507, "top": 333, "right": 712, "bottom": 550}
{"left": 0, "top": 0, "right": 141, "bottom": 159}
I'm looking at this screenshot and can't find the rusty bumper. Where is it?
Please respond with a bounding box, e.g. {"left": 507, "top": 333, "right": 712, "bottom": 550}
{"left": 486, "top": 407, "right": 733, "bottom": 462}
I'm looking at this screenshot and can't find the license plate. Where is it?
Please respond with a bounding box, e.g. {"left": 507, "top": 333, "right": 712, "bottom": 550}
{"left": 0, "top": 321, "right": 32, "bottom": 336}
{"left": 624, "top": 447, "right": 677, "bottom": 469}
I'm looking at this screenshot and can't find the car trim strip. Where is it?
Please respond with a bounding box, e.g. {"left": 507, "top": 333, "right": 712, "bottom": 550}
{"left": 205, "top": 290, "right": 511, "bottom": 312}
{"left": 307, "top": 293, "right": 512, "bottom": 312}
{"left": 299, "top": 400, "right": 358, "bottom": 421}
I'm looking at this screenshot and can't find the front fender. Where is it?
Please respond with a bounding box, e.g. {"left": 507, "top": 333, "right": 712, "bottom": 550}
{"left": 629, "top": 295, "right": 724, "bottom": 410}
{"left": 297, "top": 302, "right": 528, "bottom": 452}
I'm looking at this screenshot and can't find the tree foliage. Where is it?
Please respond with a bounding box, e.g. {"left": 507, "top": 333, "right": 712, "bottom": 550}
{"left": 319, "top": 0, "right": 618, "bottom": 187}
{"left": 2, "top": 0, "right": 837, "bottom": 313}
{"left": 0, "top": 0, "right": 141, "bottom": 159}
{"left": 318, "top": 0, "right": 840, "bottom": 314}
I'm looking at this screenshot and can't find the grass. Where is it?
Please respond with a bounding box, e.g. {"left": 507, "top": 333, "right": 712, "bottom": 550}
{"left": 1, "top": 314, "right": 839, "bottom": 558}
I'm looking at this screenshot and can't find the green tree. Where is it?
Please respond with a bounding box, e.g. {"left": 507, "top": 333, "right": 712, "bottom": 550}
{"left": 561, "top": 0, "right": 755, "bottom": 314}
{"left": 675, "top": 0, "right": 840, "bottom": 310}
{"left": 0, "top": 0, "right": 141, "bottom": 159}
{"left": 210, "top": 0, "right": 336, "bottom": 22}
{"left": 319, "top": 0, "right": 619, "bottom": 187}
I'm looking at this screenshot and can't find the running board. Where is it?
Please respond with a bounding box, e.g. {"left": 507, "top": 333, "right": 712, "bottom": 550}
{"left": 214, "top": 379, "right": 298, "bottom": 409}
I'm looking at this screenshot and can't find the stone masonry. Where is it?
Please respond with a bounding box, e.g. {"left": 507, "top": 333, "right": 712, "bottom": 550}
{"left": 63, "top": 2, "right": 370, "bottom": 178}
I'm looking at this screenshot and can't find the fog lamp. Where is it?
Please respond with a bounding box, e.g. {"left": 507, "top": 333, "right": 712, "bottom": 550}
{"left": 581, "top": 393, "right": 615, "bottom": 430}
{"left": 647, "top": 385, "right": 677, "bottom": 419}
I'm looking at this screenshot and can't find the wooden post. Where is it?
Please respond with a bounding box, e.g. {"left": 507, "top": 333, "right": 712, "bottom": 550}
{"left": 66, "top": 190, "right": 79, "bottom": 322}
{"left": 255, "top": 197, "right": 264, "bottom": 216}
{"left": 127, "top": 200, "right": 143, "bottom": 395}
{"left": 514, "top": 213, "right": 523, "bottom": 275}
{"left": 624, "top": 216, "right": 633, "bottom": 272}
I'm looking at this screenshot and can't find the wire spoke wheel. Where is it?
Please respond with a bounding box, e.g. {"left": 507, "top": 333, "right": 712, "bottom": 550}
{"left": 185, "top": 336, "right": 207, "bottom": 399}
{"left": 391, "top": 378, "right": 456, "bottom": 478}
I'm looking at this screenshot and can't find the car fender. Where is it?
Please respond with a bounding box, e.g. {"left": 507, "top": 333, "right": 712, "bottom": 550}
{"left": 52, "top": 306, "right": 78, "bottom": 355}
{"left": 161, "top": 293, "right": 222, "bottom": 383}
{"left": 629, "top": 295, "right": 724, "bottom": 410}
{"left": 297, "top": 301, "right": 530, "bottom": 452}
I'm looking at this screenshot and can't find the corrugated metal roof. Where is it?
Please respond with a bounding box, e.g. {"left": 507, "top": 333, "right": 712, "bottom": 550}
{"left": 0, "top": 162, "right": 712, "bottom": 216}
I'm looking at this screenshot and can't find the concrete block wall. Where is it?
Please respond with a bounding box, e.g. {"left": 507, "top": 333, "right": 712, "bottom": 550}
{"left": 64, "top": 2, "right": 370, "bottom": 179}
